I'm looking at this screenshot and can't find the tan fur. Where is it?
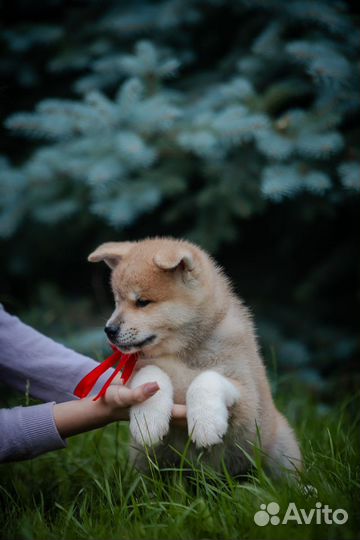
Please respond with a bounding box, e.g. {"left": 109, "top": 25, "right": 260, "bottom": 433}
{"left": 89, "top": 237, "right": 302, "bottom": 475}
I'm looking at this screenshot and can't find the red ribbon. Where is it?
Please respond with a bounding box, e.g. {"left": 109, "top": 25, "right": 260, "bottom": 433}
{"left": 74, "top": 346, "right": 139, "bottom": 401}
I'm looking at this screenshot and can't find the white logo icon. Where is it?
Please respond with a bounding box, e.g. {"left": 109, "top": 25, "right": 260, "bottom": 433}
{"left": 254, "top": 502, "right": 280, "bottom": 526}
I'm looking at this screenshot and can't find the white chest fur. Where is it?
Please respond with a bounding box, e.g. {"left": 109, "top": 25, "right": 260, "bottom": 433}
{"left": 136, "top": 356, "right": 200, "bottom": 403}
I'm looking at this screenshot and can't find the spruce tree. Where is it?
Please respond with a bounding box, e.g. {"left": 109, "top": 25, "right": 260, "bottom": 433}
{"left": 1, "top": 0, "right": 359, "bottom": 250}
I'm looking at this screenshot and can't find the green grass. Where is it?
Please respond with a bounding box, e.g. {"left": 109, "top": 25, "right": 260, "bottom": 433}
{"left": 0, "top": 389, "right": 359, "bottom": 540}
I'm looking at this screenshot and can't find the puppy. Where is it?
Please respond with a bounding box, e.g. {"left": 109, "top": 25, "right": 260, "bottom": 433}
{"left": 89, "top": 237, "right": 302, "bottom": 475}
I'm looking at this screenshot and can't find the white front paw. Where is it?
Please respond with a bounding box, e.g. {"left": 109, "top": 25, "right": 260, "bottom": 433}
{"left": 130, "top": 402, "right": 172, "bottom": 446}
{"left": 129, "top": 365, "right": 173, "bottom": 446}
{"left": 188, "top": 401, "right": 229, "bottom": 448}
{"left": 186, "top": 371, "right": 240, "bottom": 448}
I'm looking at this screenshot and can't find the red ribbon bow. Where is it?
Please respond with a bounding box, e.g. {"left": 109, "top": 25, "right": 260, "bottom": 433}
{"left": 74, "top": 345, "right": 139, "bottom": 401}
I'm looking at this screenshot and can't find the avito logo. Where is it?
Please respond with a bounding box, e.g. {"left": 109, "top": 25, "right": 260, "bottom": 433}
{"left": 254, "top": 501, "right": 348, "bottom": 526}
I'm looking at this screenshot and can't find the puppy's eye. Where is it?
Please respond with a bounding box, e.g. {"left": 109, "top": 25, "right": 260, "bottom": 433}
{"left": 135, "top": 298, "right": 152, "bottom": 308}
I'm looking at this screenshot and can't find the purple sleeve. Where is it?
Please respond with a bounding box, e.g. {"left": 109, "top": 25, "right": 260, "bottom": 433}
{"left": 0, "top": 305, "right": 111, "bottom": 402}
{"left": 0, "top": 402, "right": 67, "bottom": 462}
{"left": 0, "top": 305, "right": 112, "bottom": 462}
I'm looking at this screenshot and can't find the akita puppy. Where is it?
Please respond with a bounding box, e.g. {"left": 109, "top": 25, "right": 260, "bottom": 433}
{"left": 89, "top": 237, "right": 302, "bottom": 475}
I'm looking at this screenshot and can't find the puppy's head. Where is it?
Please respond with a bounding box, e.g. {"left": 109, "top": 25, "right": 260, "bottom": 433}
{"left": 88, "top": 238, "right": 219, "bottom": 356}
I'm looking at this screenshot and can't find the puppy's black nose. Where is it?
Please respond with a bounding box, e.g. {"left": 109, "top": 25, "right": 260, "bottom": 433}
{"left": 104, "top": 325, "right": 119, "bottom": 339}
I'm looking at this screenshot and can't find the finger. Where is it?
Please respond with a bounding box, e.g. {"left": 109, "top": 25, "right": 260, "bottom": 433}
{"left": 111, "top": 373, "right": 124, "bottom": 385}
{"left": 171, "top": 404, "right": 187, "bottom": 419}
{"left": 170, "top": 404, "right": 187, "bottom": 429}
{"left": 114, "top": 381, "right": 159, "bottom": 407}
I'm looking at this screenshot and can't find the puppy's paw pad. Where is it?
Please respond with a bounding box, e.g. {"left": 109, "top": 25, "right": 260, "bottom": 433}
{"left": 188, "top": 407, "right": 229, "bottom": 448}
{"left": 130, "top": 406, "right": 171, "bottom": 446}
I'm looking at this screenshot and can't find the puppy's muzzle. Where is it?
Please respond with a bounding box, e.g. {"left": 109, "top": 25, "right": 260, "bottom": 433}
{"left": 104, "top": 324, "right": 119, "bottom": 340}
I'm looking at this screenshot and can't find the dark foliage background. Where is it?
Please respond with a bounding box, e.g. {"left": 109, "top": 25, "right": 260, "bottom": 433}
{"left": 0, "top": 0, "right": 359, "bottom": 405}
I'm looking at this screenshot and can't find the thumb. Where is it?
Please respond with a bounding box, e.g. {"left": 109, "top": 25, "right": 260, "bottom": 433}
{"left": 131, "top": 381, "right": 160, "bottom": 404}
{"left": 110, "top": 381, "right": 160, "bottom": 408}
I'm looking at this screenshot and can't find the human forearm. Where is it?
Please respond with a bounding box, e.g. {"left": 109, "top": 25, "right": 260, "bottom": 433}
{"left": 0, "top": 306, "right": 111, "bottom": 402}
{"left": 53, "top": 397, "right": 124, "bottom": 438}
{"left": 0, "top": 403, "right": 66, "bottom": 462}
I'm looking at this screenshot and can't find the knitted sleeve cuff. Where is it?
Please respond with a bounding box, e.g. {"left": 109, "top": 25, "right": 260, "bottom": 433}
{"left": 0, "top": 402, "right": 67, "bottom": 462}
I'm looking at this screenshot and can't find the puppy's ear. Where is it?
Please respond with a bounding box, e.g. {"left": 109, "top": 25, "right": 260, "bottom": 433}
{"left": 153, "top": 249, "right": 195, "bottom": 272}
{"left": 88, "top": 242, "right": 133, "bottom": 269}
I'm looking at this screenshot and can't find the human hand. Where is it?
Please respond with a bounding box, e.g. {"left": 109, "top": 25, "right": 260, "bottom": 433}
{"left": 105, "top": 379, "right": 187, "bottom": 426}
{"left": 103, "top": 380, "right": 160, "bottom": 420}
{"left": 54, "top": 379, "right": 186, "bottom": 440}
